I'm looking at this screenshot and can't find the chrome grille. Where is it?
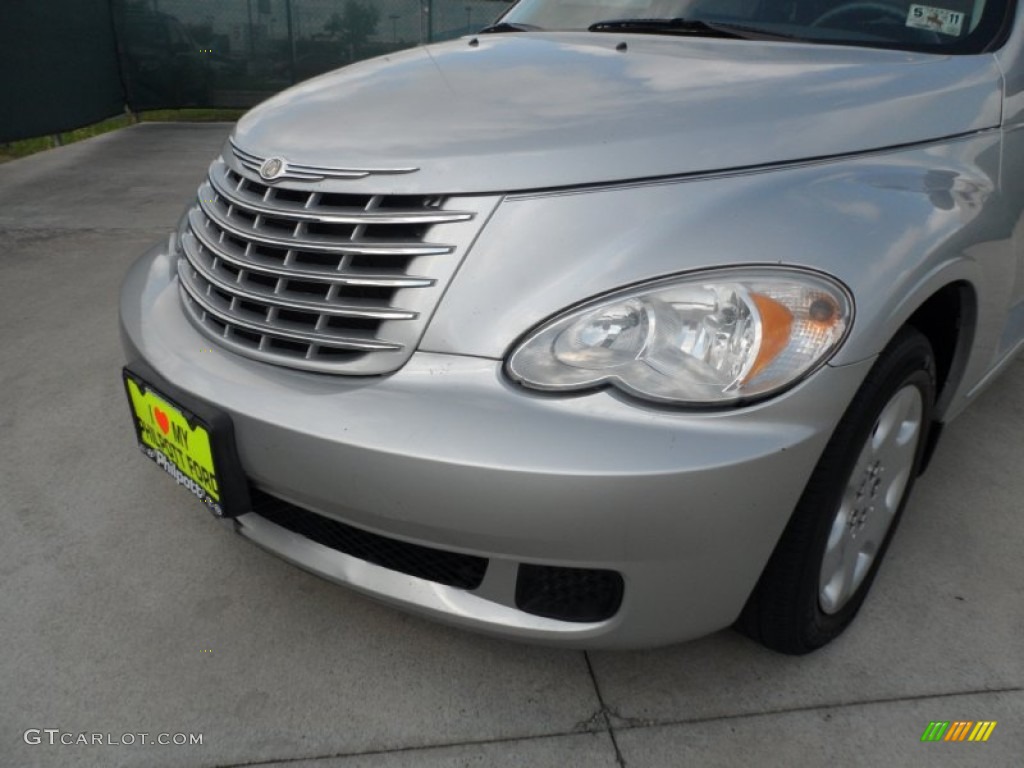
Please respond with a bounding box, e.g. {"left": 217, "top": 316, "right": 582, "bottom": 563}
{"left": 176, "top": 155, "right": 496, "bottom": 374}
{"left": 230, "top": 137, "right": 419, "bottom": 181}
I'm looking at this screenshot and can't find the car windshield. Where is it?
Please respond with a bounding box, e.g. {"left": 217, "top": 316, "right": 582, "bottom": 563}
{"left": 496, "top": 0, "right": 1012, "bottom": 52}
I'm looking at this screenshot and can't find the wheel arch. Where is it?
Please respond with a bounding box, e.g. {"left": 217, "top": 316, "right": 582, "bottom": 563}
{"left": 904, "top": 280, "right": 978, "bottom": 418}
{"left": 894, "top": 280, "right": 978, "bottom": 471}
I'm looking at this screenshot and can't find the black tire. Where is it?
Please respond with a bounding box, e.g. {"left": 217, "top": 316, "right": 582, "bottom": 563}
{"left": 737, "top": 326, "right": 936, "bottom": 654}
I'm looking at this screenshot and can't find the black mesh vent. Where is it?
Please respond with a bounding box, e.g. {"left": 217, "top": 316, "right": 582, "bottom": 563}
{"left": 248, "top": 489, "right": 488, "bottom": 590}
{"left": 515, "top": 564, "right": 624, "bottom": 623}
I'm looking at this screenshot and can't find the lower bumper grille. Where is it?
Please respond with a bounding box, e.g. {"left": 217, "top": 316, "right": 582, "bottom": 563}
{"left": 247, "top": 490, "right": 623, "bottom": 623}
{"left": 516, "top": 564, "right": 624, "bottom": 623}
{"left": 248, "top": 489, "right": 488, "bottom": 590}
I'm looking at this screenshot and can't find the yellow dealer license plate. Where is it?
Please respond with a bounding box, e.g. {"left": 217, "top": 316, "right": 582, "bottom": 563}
{"left": 123, "top": 368, "right": 234, "bottom": 516}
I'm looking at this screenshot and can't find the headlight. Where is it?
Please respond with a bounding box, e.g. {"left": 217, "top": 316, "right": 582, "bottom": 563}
{"left": 506, "top": 268, "right": 852, "bottom": 405}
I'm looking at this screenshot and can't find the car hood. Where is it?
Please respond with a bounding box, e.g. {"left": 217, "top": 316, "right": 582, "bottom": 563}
{"left": 232, "top": 34, "right": 1002, "bottom": 194}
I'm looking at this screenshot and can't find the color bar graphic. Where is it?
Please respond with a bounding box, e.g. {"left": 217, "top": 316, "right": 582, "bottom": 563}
{"left": 968, "top": 722, "right": 997, "bottom": 742}
{"left": 921, "top": 721, "right": 996, "bottom": 742}
{"left": 944, "top": 721, "right": 972, "bottom": 741}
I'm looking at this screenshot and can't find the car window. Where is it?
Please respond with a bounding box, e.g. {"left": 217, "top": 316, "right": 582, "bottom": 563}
{"left": 500, "top": 0, "right": 1013, "bottom": 52}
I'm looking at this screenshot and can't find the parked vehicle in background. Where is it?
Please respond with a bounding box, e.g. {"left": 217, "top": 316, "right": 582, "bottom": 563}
{"left": 120, "top": 0, "right": 1022, "bottom": 653}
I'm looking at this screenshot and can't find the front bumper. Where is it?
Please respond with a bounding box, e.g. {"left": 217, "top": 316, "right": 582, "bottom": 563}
{"left": 120, "top": 242, "right": 872, "bottom": 648}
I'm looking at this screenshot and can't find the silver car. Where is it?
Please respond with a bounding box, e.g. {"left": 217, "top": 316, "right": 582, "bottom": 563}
{"left": 120, "top": 0, "right": 1023, "bottom": 653}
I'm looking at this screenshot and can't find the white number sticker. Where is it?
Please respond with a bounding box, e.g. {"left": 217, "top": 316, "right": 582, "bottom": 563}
{"left": 907, "top": 4, "right": 965, "bottom": 35}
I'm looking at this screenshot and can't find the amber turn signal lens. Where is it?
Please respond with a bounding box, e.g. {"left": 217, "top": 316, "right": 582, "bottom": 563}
{"left": 745, "top": 293, "right": 794, "bottom": 382}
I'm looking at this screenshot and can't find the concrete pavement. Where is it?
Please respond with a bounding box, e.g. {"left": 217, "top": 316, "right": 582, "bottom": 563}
{"left": 1, "top": 124, "right": 1021, "bottom": 767}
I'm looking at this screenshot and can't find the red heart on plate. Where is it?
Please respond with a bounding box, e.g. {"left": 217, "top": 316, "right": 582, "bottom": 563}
{"left": 154, "top": 407, "right": 171, "bottom": 435}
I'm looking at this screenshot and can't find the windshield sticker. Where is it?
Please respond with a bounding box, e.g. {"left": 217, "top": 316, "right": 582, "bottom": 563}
{"left": 906, "top": 4, "right": 965, "bottom": 35}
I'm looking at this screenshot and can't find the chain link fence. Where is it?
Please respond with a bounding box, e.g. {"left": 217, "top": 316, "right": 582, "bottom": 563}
{"left": 1, "top": 0, "right": 512, "bottom": 142}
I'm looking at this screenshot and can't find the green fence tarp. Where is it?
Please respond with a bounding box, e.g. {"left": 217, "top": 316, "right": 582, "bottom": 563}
{"left": 1, "top": 0, "right": 127, "bottom": 142}
{"left": 110, "top": 0, "right": 510, "bottom": 110}
{"left": 2, "top": 0, "right": 511, "bottom": 142}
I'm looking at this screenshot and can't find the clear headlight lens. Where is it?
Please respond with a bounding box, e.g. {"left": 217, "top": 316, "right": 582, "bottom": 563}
{"left": 506, "top": 268, "right": 852, "bottom": 405}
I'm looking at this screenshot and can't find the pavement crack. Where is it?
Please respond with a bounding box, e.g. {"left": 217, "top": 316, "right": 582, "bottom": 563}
{"left": 599, "top": 684, "right": 1024, "bottom": 735}
{"left": 583, "top": 651, "right": 628, "bottom": 768}
{"left": 571, "top": 707, "right": 609, "bottom": 733}
{"left": 603, "top": 705, "right": 661, "bottom": 730}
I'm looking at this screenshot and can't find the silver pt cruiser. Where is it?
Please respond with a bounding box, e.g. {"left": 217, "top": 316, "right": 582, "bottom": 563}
{"left": 120, "top": 0, "right": 1023, "bottom": 653}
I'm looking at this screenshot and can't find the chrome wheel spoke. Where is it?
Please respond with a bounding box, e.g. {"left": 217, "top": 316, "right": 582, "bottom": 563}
{"left": 870, "top": 399, "right": 897, "bottom": 452}
{"left": 820, "top": 498, "right": 855, "bottom": 612}
{"left": 821, "top": 511, "right": 848, "bottom": 581}
{"left": 841, "top": 540, "right": 863, "bottom": 598}
{"left": 860, "top": 495, "right": 892, "bottom": 545}
{"left": 881, "top": 466, "right": 910, "bottom": 516}
{"left": 849, "top": 445, "right": 874, "bottom": 486}
{"left": 875, "top": 389, "right": 921, "bottom": 465}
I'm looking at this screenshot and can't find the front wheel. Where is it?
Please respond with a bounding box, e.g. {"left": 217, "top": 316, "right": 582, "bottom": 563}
{"left": 737, "top": 326, "right": 936, "bottom": 654}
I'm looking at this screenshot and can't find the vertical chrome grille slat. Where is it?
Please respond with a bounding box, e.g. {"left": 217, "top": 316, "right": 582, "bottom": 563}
{"left": 180, "top": 238, "right": 418, "bottom": 320}
{"left": 178, "top": 276, "right": 403, "bottom": 351}
{"left": 206, "top": 164, "right": 472, "bottom": 225}
{"left": 197, "top": 196, "right": 454, "bottom": 256}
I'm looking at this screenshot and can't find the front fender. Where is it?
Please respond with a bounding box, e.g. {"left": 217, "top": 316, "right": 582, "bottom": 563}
{"left": 422, "top": 133, "right": 1011, "bottom": 408}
